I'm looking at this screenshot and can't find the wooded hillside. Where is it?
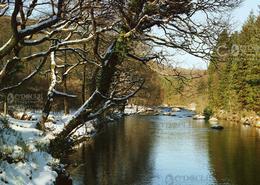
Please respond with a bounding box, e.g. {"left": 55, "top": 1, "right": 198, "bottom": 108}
{"left": 208, "top": 12, "right": 260, "bottom": 115}
{"left": 0, "top": 16, "right": 208, "bottom": 110}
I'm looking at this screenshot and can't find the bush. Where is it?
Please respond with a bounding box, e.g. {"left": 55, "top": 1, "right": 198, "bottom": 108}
{"left": 0, "top": 116, "right": 9, "bottom": 129}
{"left": 203, "top": 106, "right": 213, "bottom": 120}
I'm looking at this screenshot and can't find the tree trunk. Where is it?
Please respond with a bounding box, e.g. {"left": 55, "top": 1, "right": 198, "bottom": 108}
{"left": 56, "top": 57, "right": 118, "bottom": 137}
{"left": 63, "top": 80, "right": 69, "bottom": 115}
{"left": 38, "top": 51, "right": 57, "bottom": 130}
{"left": 82, "top": 64, "right": 86, "bottom": 104}
{"left": 63, "top": 49, "right": 69, "bottom": 115}
{"left": 51, "top": 41, "right": 119, "bottom": 149}
{"left": 89, "top": 67, "right": 99, "bottom": 96}
{"left": 38, "top": 96, "right": 52, "bottom": 130}
{"left": 3, "top": 93, "right": 7, "bottom": 116}
{"left": 81, "top": 44, "right": 87, "bottom": 104}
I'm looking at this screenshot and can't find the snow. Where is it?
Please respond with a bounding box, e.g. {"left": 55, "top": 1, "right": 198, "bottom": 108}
{"left": 0, "top": 110, "right": 97, "bottom": 185}
{"left": 0, "top": 153, "right": 58, "bottom": 185}
{"left": 8, "top": 117, "right": 38, "bottom": 128}
{"left": 193, "top": 114, "right": 205, "bottom": 120}
{"left": 0, "top": 107, "right": 100, "bottom": 184}
{"left": 0, "top": 115, "right": 56, "bottom": 184}
{"left": 0, "top": 122, "right": 58, "bottom": 185}
{"left": 124, "top": 105, "right": 147, "bottom": 115}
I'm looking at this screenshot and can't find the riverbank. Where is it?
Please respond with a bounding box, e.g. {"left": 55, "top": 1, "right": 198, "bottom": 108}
{"left": 124, "top": 104, "right": 193, "bottom": 116}
{"left": 0, "top": 105, "right": 188, "bottom": 184}
{"left": 0, "top": 111, "right": 99, "bottom": 185}
{"left": 2, "top": 106, "right": 258, "bottom": 184}
{"left": 0, "top": 116, "right": 58, "bottom": 184}
{"left": 213, "top": 110, "right": 260, "bottom": 127}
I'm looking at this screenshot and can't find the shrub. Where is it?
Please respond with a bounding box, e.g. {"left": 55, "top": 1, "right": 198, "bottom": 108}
{"left": 203, "top": 106, "right": 213, "bottom": 120}
{"left": 0, "top": 117, "right": 9, "bottom": 129}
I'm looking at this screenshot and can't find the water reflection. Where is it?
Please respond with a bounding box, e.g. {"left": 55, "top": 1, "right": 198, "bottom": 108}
{"left": 65, "top": 116, "right": 156, "bottom": 185}
{"left": 208, "top": 122, "right": 260, "bottom": 185}
{"left": 65, "top": 111, "right": 260, "bottom": 185}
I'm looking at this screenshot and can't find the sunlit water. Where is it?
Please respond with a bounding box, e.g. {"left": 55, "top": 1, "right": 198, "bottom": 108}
{"left": 64, "top": 110, "right": 260, "bottom": 185}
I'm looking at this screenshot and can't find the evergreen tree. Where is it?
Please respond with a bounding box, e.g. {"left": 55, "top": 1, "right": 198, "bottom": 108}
{"left": 208, "top": 12, "right": 260, "bottom": 114}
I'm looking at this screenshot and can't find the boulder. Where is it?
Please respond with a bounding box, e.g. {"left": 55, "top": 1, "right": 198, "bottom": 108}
{"left": 211, "top": 124, "right": 224, "bottom": 130}
{"left": 193, "top": 114, "right": 205, "bottom": 120}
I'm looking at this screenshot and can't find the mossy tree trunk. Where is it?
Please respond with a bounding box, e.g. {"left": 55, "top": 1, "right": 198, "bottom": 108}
{"left": 50, "top": 41, "right": 121, "bottom": 152}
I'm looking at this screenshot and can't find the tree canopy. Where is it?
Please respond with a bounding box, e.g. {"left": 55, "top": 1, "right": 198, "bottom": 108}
{"left": 208, "top": 12, "right": 260, "bottom": 115}
{"left": 0, "top": 0, "right": 243, "bottom": 146}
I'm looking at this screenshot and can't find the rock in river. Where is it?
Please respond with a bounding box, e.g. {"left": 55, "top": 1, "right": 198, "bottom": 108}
{"left": 209, "top": 117, "right": 218, "bottom": 123}
{"left": 211, "top": 124, "right": 224, "bottom": 130}
{"left": 193, "top": 114, "right": 205, "bottom": 120}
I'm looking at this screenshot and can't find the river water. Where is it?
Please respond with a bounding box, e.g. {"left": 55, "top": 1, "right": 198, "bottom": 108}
{"left": 64, "top": 110, "right": 260, "bottom": 185}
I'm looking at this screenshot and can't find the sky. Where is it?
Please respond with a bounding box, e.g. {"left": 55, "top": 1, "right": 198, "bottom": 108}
{"left": 168, "top": 0, "right": 259, "bottom": 69}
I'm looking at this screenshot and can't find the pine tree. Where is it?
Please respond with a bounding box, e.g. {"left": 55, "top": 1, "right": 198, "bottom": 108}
{"left": 208, "top": 12, "right": 260, "bottom": 114}
{"left": 208, "top": 30, "right": 230, "bottom": 110}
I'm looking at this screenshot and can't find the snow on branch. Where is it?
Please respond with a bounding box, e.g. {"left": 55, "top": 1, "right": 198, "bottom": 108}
{"left": 53, "top": 89, "right": 77, "bottom": 98}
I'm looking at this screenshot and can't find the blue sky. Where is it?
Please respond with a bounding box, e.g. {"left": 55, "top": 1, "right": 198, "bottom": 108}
{"left": 171, "top": 0, "right": 259, "bottom": 69}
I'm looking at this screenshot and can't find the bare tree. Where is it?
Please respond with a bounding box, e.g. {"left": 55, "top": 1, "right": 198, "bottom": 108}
{"left": 50, "top": 0, "right": 242, "bottom": 148}
{"left": 0, "top": 1, "right": 242, "bottom": 150}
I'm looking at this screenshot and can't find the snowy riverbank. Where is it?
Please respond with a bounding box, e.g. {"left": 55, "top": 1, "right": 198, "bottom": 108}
{"left": 0, "top": 112, "right": 97, "bottom": 185}
{"left": 0, "top": 116, "right": 58, "bottom": 184}
{"left": 0, "top": 105, "right": 194, "bottom": 184}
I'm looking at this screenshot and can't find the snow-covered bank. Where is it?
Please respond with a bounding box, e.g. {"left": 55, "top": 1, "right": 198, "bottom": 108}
{"left": 0, "top": 111, "right": 98, "bottom": 185}
{"left": 124, "top": 105, "right": 186, "bottom": 116}
{"left": 0, "top": 117, "right": 58, "bottom": 185}
{"left": 124, "top": 105, "right": 147, "bottom": 115}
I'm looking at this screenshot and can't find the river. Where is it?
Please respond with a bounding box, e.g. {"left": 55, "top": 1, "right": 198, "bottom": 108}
{"left": 64, "top": 110, "right": 260, "bottom": 185}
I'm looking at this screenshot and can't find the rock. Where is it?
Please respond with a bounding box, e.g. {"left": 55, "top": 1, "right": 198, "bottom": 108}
{"left": 46, "top": 115, "right": 55, "bottom": 123}
{"left": 172, "top": 107, "right": 181, "bottom": 112}
{"left": 162, "top": 112, "right": 171, "bottom": 116}
{"left": 12, "top": 112, "right": 32, "bottom": 120}
{"left": 241, "top": 117, "right": 253, "bottom": 126}
{"left": 243, "top": 121, "right": 250, "bottom": 126}
{"left": 193, "top": 114, "right": 205, "bottom": 120}
{"left": 211, "top": 124, "right": 224, "bottom": 130}
{"left": 209, "top": 117, "right": 218, "bottom": 123}
{"left": 13, "top": 112, "right": 24, "bottom": 119}
{"left": 23, "top": 114, "right": 32, "bottom": 120}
